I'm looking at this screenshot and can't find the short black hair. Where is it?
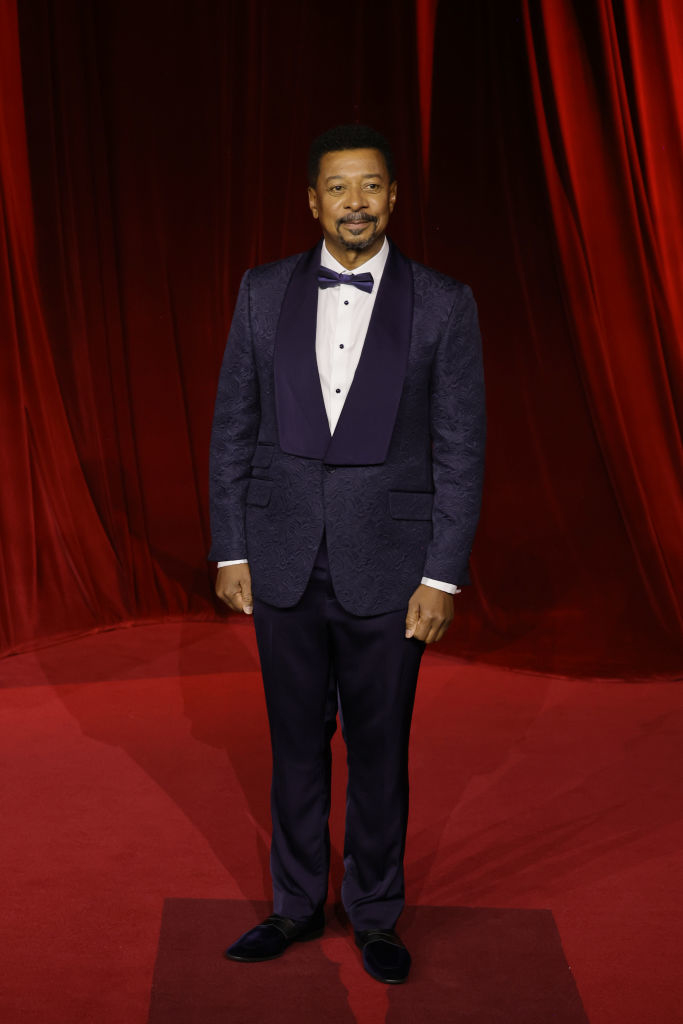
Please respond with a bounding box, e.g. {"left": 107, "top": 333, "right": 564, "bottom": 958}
{"left": 307, "top": 124, "right": 396, "bottom": 186}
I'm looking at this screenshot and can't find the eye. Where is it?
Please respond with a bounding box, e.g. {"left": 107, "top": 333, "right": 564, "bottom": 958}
{"left": 364, "top": 183, "right": 380, "bottom": 191}
{"left": 329, "top": 185, "right": 345, "bottom": 194}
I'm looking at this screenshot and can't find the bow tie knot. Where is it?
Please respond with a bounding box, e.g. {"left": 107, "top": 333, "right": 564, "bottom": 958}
{"left": 317, "top": 265, "right": 374, "bottom": 293}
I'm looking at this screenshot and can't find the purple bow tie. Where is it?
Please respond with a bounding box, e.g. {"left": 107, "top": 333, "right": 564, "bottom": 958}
{"left": 317, "top": 265, "right": 374, "bottom": 293}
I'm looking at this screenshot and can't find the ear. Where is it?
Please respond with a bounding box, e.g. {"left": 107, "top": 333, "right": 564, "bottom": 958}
{"left": 388, "top": 180, "right": 398, "bottom": 214}
{"left": 307, "top": 186, "right": 319, "bottom": 219}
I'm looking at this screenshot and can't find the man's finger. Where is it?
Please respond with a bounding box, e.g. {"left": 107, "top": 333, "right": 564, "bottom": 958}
{"left": 405, "top": 601, "right": 419, "bottom": 638}
{"left": 411, "top": 613, "right": 433, "bottom": 643}
{"left": 419, "top": 615, "right": 439, "bottom": 644}
{"left": 218, "top": 589, "right": 241, "bottom": 612}
{"left": 425, "top": 614, "right": 453, "bottom": 644}
{"left": 432, "top": 622, "right": 449, "bottom": 644}
{"left": 425, "top": 622, "right": 442, "bottom": 644}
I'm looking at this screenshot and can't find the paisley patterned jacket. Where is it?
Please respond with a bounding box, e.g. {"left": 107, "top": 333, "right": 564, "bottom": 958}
{"left": 209, "top": 240, "right": 486, "bottom": 617}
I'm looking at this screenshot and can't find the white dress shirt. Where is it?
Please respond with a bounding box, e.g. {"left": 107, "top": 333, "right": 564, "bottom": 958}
{"left": 316, "top": 237, "right": 389, "bottom": 433}
{"left": 218, "top": 238, "right": 459, "bottom": 596}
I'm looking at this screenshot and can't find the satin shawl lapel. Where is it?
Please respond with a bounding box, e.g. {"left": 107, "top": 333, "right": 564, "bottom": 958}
{"left": 273, "top": 240, "right": 414, "bottom": 465}
{"left": 324, "top": 243, "right": 414, "bottom": 466}
{"left": 273, "top": 242, "right": 331, "bottom": 459}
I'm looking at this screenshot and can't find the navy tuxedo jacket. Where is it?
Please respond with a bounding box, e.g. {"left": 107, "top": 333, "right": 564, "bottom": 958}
{"left": 209, "top": 241, "right": 485, "bottom": 617}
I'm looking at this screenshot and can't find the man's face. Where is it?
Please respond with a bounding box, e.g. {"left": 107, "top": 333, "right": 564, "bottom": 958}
{"left": 307, "top": 148, "right": 397, "bottom": 265}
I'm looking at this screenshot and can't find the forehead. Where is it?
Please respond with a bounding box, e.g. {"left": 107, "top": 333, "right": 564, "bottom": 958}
{"left": 318, "top": 147, "right": 389, "bottom": 182}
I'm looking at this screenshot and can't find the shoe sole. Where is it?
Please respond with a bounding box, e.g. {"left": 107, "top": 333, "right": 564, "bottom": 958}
{"left": 362, "top": 963, "right": 409, "bottom": 985}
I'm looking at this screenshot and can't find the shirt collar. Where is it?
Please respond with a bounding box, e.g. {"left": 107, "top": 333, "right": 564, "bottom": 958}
{"left": 320, "top": 236, "right": 390, "bottom": 284}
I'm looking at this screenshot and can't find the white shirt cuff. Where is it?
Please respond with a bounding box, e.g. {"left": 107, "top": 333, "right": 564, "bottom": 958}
{"left": 217, "top": 559, "right": 248, "bottom": 567}
{"left": 421, "top": 576, "right": 461, "bottom": 595}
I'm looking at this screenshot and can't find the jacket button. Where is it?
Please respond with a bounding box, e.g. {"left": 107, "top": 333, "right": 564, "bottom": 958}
{"left": 325, "top": 466, "right": 336, "bottom": 474}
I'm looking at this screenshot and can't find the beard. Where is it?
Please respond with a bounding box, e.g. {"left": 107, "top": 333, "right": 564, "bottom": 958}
{"left": 336, "top": 215, "right": 379, "bottom": 252}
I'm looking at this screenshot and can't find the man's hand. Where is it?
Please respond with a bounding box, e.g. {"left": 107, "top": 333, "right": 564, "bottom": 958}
{"left": 405, "top": 584, "right": 454, "bottom": 644}
{"left": 216, "top": 563, "right": 253, "bottom": 615}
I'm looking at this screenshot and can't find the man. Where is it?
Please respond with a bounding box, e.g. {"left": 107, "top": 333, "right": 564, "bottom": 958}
{"left": 209, "top": 124, "right": 485, "bottom": 984}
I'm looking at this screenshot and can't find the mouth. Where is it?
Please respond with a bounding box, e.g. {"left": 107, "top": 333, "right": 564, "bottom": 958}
{"left": 339, "top": 216, "right": 375, "bottom": 232}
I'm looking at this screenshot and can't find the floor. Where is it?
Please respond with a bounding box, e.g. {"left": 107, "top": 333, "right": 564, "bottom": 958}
{"left": 1, "top": 620, "right": 682, "bottom": 1023}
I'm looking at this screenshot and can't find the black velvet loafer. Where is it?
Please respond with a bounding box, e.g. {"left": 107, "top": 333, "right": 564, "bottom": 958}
{"left": 225, "top": 908, "right": 325, "bottom": 962}
{"left": 355, "top": 929, "right": 411, "bottom": 984}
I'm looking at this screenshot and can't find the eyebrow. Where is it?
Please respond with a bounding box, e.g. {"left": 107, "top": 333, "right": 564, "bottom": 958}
{"left": 324, "top": 173, "right": 383, "bottom": 183}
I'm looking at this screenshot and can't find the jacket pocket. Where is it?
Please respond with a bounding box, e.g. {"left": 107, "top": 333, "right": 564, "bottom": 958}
{"left": 250, "top": 445, "right": 274, "bottom": 469}
{"left": 246, "top": 479, "right": 273, "bottom": 507}
{"left": 388, "top": 490, "right": 434, "bottom": 521}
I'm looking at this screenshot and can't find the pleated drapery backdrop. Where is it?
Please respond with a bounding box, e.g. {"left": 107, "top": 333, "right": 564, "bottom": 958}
{"left": 1, "top": 0, "right": 681, "bottom": 673}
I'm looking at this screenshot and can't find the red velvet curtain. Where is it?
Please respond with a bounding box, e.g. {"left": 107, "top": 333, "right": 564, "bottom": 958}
{"left": 1, "top": 0, "right": 681, "bottom": 673}
{"left": 426, "top": 0, "right": 682, "bottom": 672}
{"left": 523, "top": 0, "right": 683, "bottom": 636}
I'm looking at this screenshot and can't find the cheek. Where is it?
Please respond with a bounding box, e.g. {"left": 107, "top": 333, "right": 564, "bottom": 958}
{"left": 321, "top": 203, "right": 343, "bottom": 223}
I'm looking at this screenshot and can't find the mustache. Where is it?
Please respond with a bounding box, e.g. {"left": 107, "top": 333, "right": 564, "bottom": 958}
{"left": 338, "top": 214, "right": 377, "bottom": 225}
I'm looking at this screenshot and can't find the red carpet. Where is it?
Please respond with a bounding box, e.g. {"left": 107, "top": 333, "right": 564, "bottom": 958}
{"left": 1, "top": 621, "right": 682, "bottom": 1023}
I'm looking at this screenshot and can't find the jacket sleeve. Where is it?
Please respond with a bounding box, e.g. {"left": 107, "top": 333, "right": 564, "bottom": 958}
{"left": 422, "top": 284, "right": 486, "bottom": 585}
{"left": 208, "top": 271, "right": 260, "bottom": 561}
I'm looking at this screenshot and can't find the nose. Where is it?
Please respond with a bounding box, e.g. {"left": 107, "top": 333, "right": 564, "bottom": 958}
{"left": 345, "top": 185, "right": 367, "bottom": 209}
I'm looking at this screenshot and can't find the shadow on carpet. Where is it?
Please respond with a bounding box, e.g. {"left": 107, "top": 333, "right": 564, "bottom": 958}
{"left": 147, "top": 899, "right": 588, "bottom": 1023}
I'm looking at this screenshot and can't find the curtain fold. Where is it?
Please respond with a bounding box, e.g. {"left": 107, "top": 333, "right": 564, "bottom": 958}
{"left": 522, "top": 0, "right": 683, "bottom": 634}
{"left": 0, "top": 0, "right": 128, "bottom": 647}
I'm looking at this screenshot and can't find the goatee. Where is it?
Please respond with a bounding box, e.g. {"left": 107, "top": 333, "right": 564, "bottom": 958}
{"left": 337, "top": 216, "right": 378, "bottom": 252}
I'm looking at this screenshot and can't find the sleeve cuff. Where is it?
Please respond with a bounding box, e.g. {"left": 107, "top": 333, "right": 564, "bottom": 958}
{"left": 421, "top": 576, "right": 461, "bottom": 595}
{"left": 217, "top": 559, "right": 248, "bottom": 567}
